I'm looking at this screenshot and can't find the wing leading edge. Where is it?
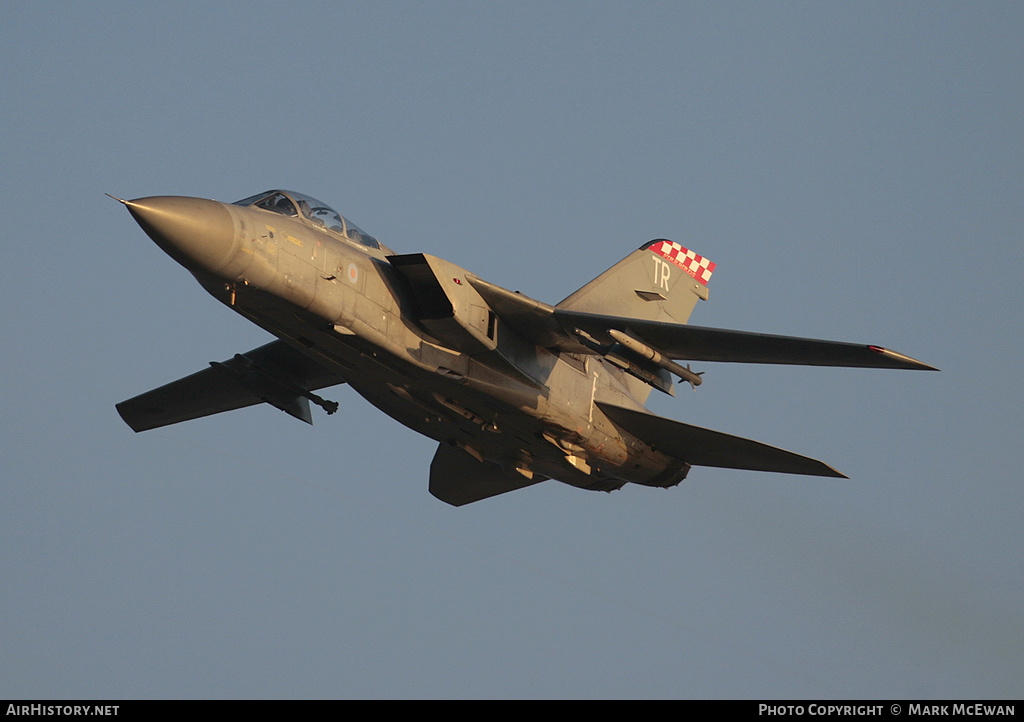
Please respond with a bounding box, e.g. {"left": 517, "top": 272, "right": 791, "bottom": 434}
{"left": 563, "top": 311, "right": 938, "bottom": 371}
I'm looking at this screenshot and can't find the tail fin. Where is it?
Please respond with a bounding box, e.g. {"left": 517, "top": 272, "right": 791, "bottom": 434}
{"left": 556, "top": 240, "right": 714, "bottom": 325}
{"left": 557, "top": 241, "right": 714, "bottom": 403}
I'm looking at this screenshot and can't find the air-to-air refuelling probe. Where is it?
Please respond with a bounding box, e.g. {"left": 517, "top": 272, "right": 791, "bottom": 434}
{"left": 114, "top": 190, "right": 936, "bottom": 505}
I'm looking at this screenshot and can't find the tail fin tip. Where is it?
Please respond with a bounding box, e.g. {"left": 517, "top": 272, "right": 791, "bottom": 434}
{"left": 643, "top": 240, "right": 716, "bottom": 286}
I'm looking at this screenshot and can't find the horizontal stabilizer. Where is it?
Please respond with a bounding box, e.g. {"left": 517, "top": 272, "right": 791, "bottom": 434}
{"left": 596, "top": 402, "right": 846, "bottom": 478}
{"left": 429, "top": 443, "right": 545, "bottom": 506}
{"left": 117, "top": 340, "right": 346, "bottom": 432}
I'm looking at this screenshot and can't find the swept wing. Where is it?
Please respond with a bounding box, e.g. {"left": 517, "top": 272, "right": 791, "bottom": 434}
{"left": 117, "top": 340, "right": 346, "bottom": 432}
{"left": 466, "top": 275, "right": 936, "bottom": 372}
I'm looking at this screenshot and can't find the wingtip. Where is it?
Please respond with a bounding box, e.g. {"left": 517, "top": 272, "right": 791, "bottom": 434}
{"left": 811, "top": 459, "right": 848, "bottom": 479}
{"left": 867, "top": 345, "right": 939, "bottom": 371}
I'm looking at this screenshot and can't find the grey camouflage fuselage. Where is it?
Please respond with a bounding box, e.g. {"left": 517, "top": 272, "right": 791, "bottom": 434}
{"left": 115, "top": 190, "right": 935, "bottom": 505}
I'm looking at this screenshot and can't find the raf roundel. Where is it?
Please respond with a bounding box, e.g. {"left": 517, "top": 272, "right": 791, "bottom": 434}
{"left": 347, "top": 263, "right": 359, "bottom": 284}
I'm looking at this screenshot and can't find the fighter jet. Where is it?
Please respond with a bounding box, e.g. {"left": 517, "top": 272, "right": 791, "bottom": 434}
{"left": 113, "top": 190, "right": 936, "bottom": 505}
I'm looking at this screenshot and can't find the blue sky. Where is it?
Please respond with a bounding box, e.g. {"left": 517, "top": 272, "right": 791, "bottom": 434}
{"left": 2, "top": 2, "right": 1021, "bottom": 698}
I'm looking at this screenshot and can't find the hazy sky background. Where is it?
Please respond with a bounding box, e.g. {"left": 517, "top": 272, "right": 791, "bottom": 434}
{"left": 2, "top": 2, "right": 1021, "bottom": 699}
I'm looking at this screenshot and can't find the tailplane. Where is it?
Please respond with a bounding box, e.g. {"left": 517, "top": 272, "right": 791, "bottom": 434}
{"left": 596, "top": 402, "right": 846, "bottom": 478}
{"left": 429, "top": 443, "right": 545, "bottom": 506}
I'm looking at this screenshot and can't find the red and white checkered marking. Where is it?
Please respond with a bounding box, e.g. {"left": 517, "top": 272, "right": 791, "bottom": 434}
{"left": 649, "top": 241, "right": 715, "bottom": 286}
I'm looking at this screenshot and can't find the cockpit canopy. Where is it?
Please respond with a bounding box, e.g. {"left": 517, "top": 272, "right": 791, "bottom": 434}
{"left": 233, "top": 190, "right": 382, "bottom": 250}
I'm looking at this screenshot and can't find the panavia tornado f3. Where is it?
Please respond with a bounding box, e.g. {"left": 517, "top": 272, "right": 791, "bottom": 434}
{"left": 114, "top": 190, "right": 936, "bottom": 505}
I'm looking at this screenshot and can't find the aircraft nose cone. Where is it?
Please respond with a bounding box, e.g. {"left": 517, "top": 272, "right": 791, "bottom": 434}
{"left": 122, "top": 196, "right": 236, "bottom": 274}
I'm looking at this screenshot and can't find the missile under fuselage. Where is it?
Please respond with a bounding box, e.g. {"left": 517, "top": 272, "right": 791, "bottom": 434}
{"left": 607, "top": 328, "right": 703, "bottom": 388}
